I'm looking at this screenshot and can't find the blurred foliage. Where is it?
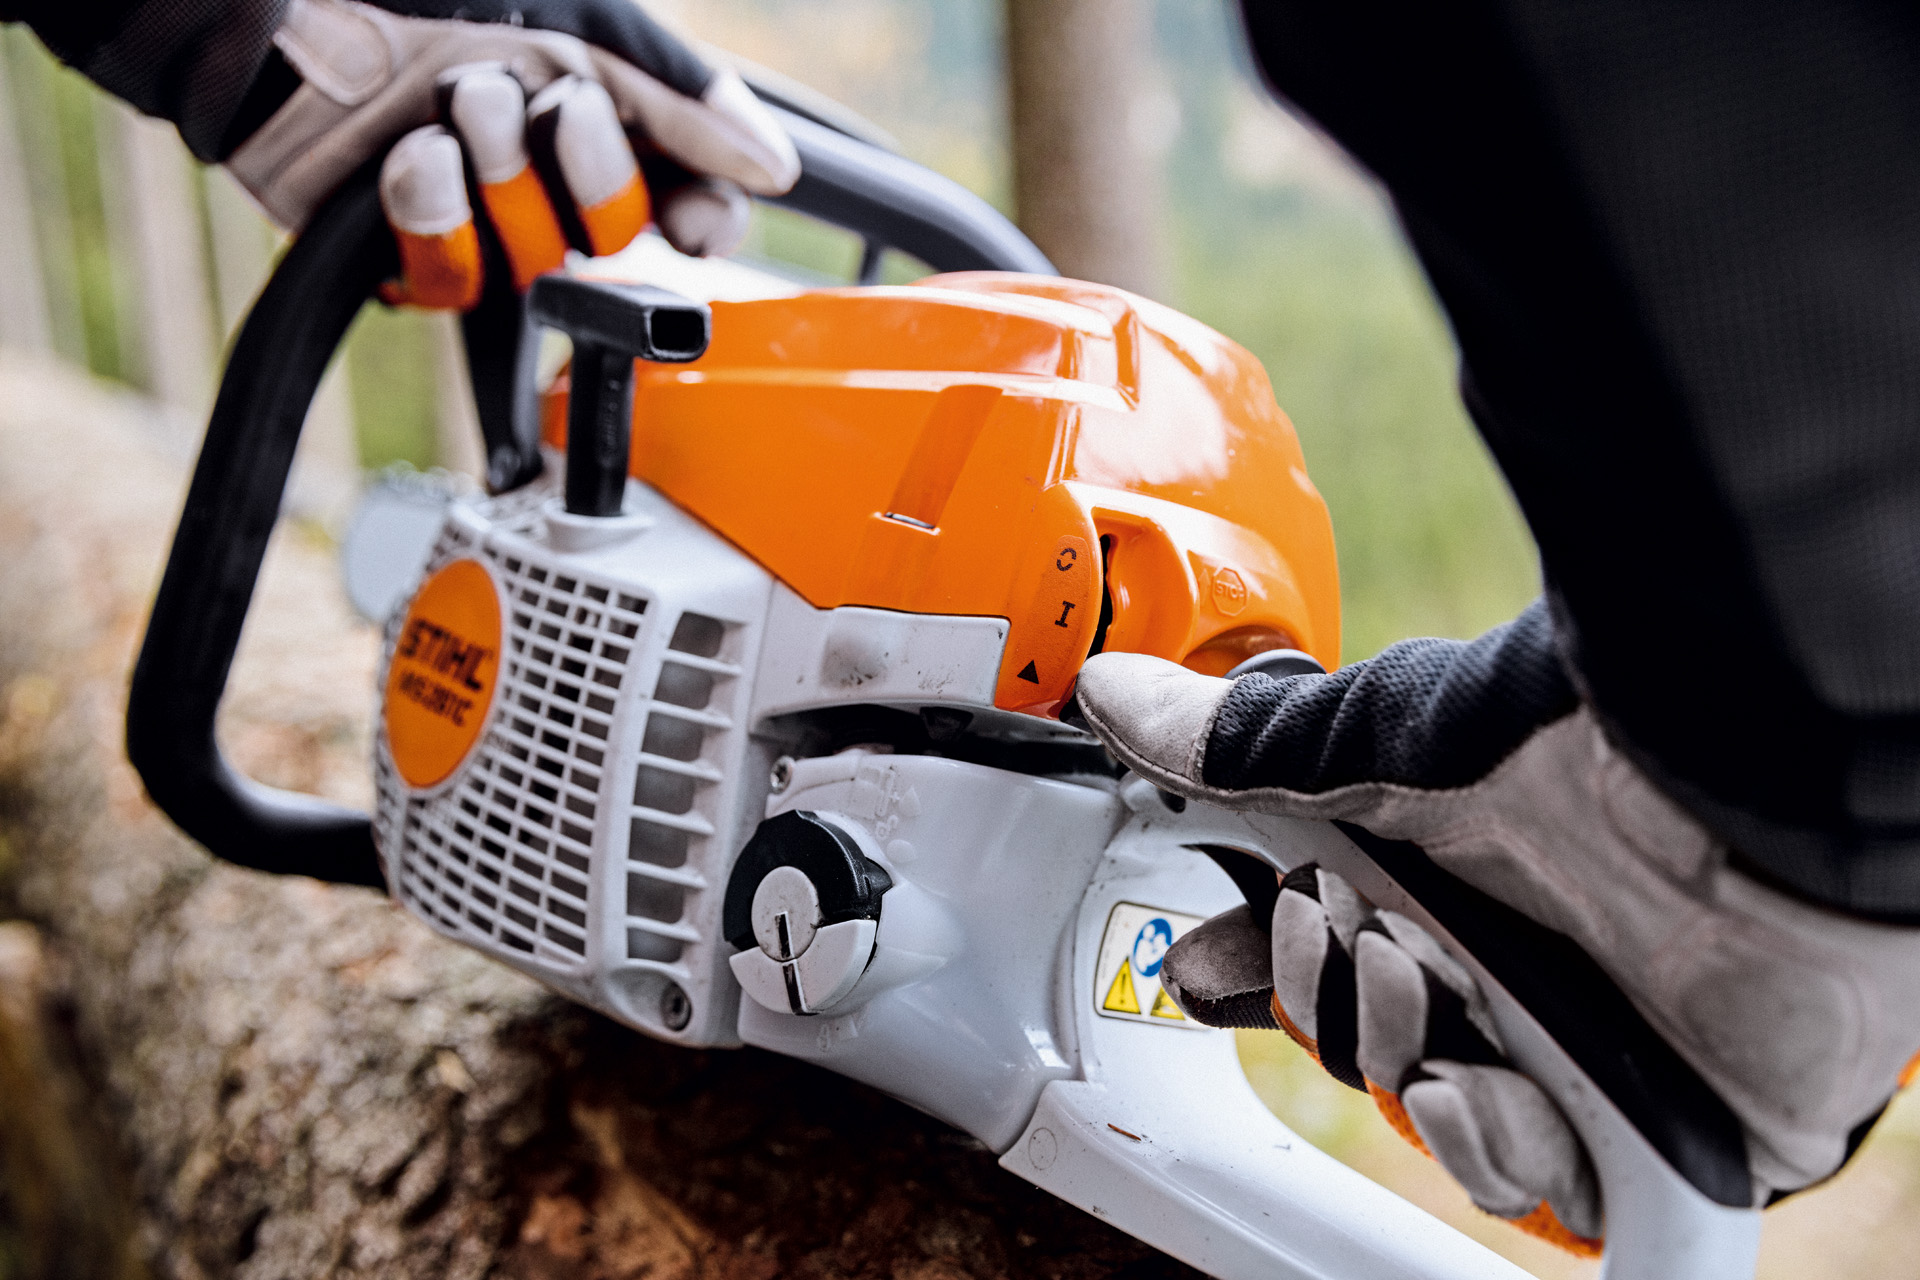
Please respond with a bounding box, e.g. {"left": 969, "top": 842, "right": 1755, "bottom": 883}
{"left": 3, "top": 33, "right": 121, "bottom": 379}
{"left": 345, "top": 308, "right": 439, "bottom": 471}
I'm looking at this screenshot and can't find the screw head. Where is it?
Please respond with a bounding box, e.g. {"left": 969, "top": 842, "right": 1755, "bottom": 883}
{"left": 770, "top": 756, "right": 795, "bottom": 793}
{"left": 659, "top": 982, "right": 692, "bottom": 1031}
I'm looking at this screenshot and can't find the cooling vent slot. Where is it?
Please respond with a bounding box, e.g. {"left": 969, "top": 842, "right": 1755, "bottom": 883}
{"left": 392, "top": 548, "right": 648, "bottom": 972}
{"left": 625, "top": 611, "right": 738, "bottom": 965}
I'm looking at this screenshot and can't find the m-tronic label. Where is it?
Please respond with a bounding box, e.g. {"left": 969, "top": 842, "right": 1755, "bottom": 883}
{"left": 384, "top": 558, "right": 503, "bottom": 789}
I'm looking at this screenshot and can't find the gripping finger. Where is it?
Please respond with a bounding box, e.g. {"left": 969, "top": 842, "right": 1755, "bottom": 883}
{"left": 440, "top": 65, "right": 569, "bottom": 291}
{"left": 1403, "top": 1062, "right": 1602, "bottom": 1250}
{"left": 379, "top": 125, "right": 483, "bottom": 310}
{"left": 527, "top": 75, "right": 651, "bottom": 259}
{"left": 1344, "top": 889, "right": 1604, "bottom": 1254}
{"left": 1269, "top": 863, "right": 1376, "bottom": 1090}
{"left": 593, "top": 56, "right": 800, "bottom": 198}
{"left": 655, "top": 176, "right": 752, "bottom": 259}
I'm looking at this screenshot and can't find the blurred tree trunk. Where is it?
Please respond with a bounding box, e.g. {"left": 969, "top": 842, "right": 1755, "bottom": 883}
{"left": 0, "top": 359, "right": 1200, "bottom": 1280}
{"left": 3, "top": 31, "right": 87, "bottom": 363}
{"left": 1003, "top": 0, "right": 1164, "bottom": 296}
{"left": 202, "top": 167, "right": 276, "bottom": 343}
{"left": 199, "top": 163, "right": 365, "bottom": 524}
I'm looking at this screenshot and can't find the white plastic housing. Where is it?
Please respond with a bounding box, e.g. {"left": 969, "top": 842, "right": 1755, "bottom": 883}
{"left": 372, "top": 471, "right": 1027, "bottom": 1047}
{"left": 367, "top": 469, "right": 1755, "bottom": 1279}
{"left": 374, "top": 474, "right": 771, "bottom": 1044}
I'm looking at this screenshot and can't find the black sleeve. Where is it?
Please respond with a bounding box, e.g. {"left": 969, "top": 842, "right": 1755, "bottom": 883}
{"left": 1, "top": 0, "right": 286, "bottom": 159}
{"left": 1238, "top": 1, "right": 1920, "bottom": 917}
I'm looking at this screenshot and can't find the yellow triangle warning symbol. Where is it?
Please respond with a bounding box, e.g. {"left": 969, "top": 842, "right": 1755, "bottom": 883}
{"left": 1150, "top": 987, "right": 1186, "bottom": 1021}
{"left": 1102, "top": 961, "right": 1140, "bottom": 1014}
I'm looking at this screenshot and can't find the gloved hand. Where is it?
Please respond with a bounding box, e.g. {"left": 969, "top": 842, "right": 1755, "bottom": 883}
{"left": 223, "top": 0, "right": 799, "bottom": 308}
{"left": 1072, "top": 600, "right": 1920, "bottom": 1254}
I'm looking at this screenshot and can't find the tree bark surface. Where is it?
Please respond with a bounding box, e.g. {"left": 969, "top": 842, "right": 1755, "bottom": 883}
{"left": 0, "top": 355, "right": 1200, "bottom": 1280}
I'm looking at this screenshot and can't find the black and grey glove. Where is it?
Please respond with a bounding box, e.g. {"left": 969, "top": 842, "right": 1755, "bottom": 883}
{"left": 1074, "top": 600, "right": 1920, "bottom": 1254}
{"left": 238, "top": 0, "right": 797, "bottom": 306}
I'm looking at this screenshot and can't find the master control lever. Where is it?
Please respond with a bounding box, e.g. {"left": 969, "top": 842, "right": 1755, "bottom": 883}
{"left": 525, "top": 274, "right": 712, "bottom": 517}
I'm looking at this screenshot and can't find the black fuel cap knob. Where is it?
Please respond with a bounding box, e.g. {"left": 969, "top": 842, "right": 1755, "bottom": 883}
{"left": 724, "top": 811, "right": 893, "bottom": 1015}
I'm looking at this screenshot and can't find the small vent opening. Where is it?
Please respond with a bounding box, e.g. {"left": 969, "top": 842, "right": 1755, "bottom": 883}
{"left": 630, "top": 820, "right": 690, "bottom": 868}
{"left": 652, "top": 664, "right": 714, "bottom": 709}
{"left": 634, "top": 766, "right": 697, "bottom": 814}
{"left": 668, "top": 612, "right": 726, "bottom": 657}
{"left": 627, "top": 929, "right": 684, "bottom": 962}
{"left": 628, "top": 874, "right": 686, "bottom": 922}
{"left": 641, "top": 715, "right": 704, "bottom": 761}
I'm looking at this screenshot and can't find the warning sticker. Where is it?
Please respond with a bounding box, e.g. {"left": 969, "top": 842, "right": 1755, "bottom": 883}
{"left": 1093, "top": 902, "right": 1209, "bottom": 1029}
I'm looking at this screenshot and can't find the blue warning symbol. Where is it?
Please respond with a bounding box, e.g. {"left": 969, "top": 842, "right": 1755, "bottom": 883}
{"left": 1131, "top": 918, "right": 1174, "bottom": 978}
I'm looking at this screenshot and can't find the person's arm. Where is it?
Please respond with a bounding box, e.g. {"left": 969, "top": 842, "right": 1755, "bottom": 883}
{"left": 1238, "top": 0, "right": 1920, "bottom": 916}
{"left": 1077, "top": 0, "right": 1920, "bottom": 1255}
{"left": 1, "top": 0, "right": 287, "bottom": 162}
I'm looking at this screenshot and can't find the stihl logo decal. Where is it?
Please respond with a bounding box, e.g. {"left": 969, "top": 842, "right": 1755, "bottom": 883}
{"left": 394, "top": 619, "right": 494, "bottom": 726}
{"left": 384, "top": 559, "right": 503, "bottom": 789}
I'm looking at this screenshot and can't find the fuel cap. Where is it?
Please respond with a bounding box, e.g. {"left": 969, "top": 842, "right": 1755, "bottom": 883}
{"left": 724, "top": 811, "right": 892, "bottom": 1016}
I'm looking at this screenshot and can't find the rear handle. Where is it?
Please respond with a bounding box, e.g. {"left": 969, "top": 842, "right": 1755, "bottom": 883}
{"left": 1201, "top": 827, "right": 1765, "bottom": 1280}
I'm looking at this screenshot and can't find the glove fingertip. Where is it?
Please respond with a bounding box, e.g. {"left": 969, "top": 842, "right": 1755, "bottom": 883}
{"left": 380, "top": 125, "right": 484, "bottom": 310}
{"left": 476, "top": 168, "right": 569, "bottom": 291}
{"left": 702, "top": 67, "right": 801, "bottom": 194}
{"left": 528, "top": 75, "right": 646, "bottom": 258}
{"left": 657, "top": 179, "right": 751, "bottom": 258}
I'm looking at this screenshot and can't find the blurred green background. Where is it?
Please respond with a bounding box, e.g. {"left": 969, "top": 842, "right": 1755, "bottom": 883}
{"left": 25, "top": 4, "right": 1916, "bottom": 1280}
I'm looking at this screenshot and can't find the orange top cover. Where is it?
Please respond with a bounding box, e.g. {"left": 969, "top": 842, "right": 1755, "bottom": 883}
{"left": 541, "top": 273, "right": 1339, "bottom": 718}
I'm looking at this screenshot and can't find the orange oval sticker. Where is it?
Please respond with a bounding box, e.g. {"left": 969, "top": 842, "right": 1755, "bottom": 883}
{"left": 385, "top": 558, "right": 503, "bottom": 789}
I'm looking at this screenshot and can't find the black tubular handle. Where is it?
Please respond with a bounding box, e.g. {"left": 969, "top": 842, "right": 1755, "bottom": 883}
{"left": 767, "top": 109, "right": 1056, "bottom": 276}
{"left": 127, "top": 161, "right": 393, "bottom": 887}
{"left": 126, "top": 112, "right": 1055, "bottom": 886}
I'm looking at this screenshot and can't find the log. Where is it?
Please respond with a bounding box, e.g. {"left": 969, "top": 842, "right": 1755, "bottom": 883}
{"left": 0, "top": 353, "right": 1200, "bottom": 1279}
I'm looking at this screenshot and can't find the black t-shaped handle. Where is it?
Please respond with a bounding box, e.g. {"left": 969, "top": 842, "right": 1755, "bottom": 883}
{"left": 528, "top": 275, "right": 712, "bottom": 517}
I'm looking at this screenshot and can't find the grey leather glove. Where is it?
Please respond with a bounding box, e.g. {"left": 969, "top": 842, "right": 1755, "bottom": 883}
{"left": 1074, "top": 600, "right": 1920, "bottom": 1252}
{"left": 227, "top": 0, "right": 797, "bottom": 284}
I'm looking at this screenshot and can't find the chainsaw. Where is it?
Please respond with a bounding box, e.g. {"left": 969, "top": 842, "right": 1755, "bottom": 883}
{"left": 125, "top": 95, "right": 1765, "bottom": 1280}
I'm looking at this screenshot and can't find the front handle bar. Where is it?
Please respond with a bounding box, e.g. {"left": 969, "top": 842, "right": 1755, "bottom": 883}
{"left": 125, "top": 110, "right": 1055, "bottom": 888}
